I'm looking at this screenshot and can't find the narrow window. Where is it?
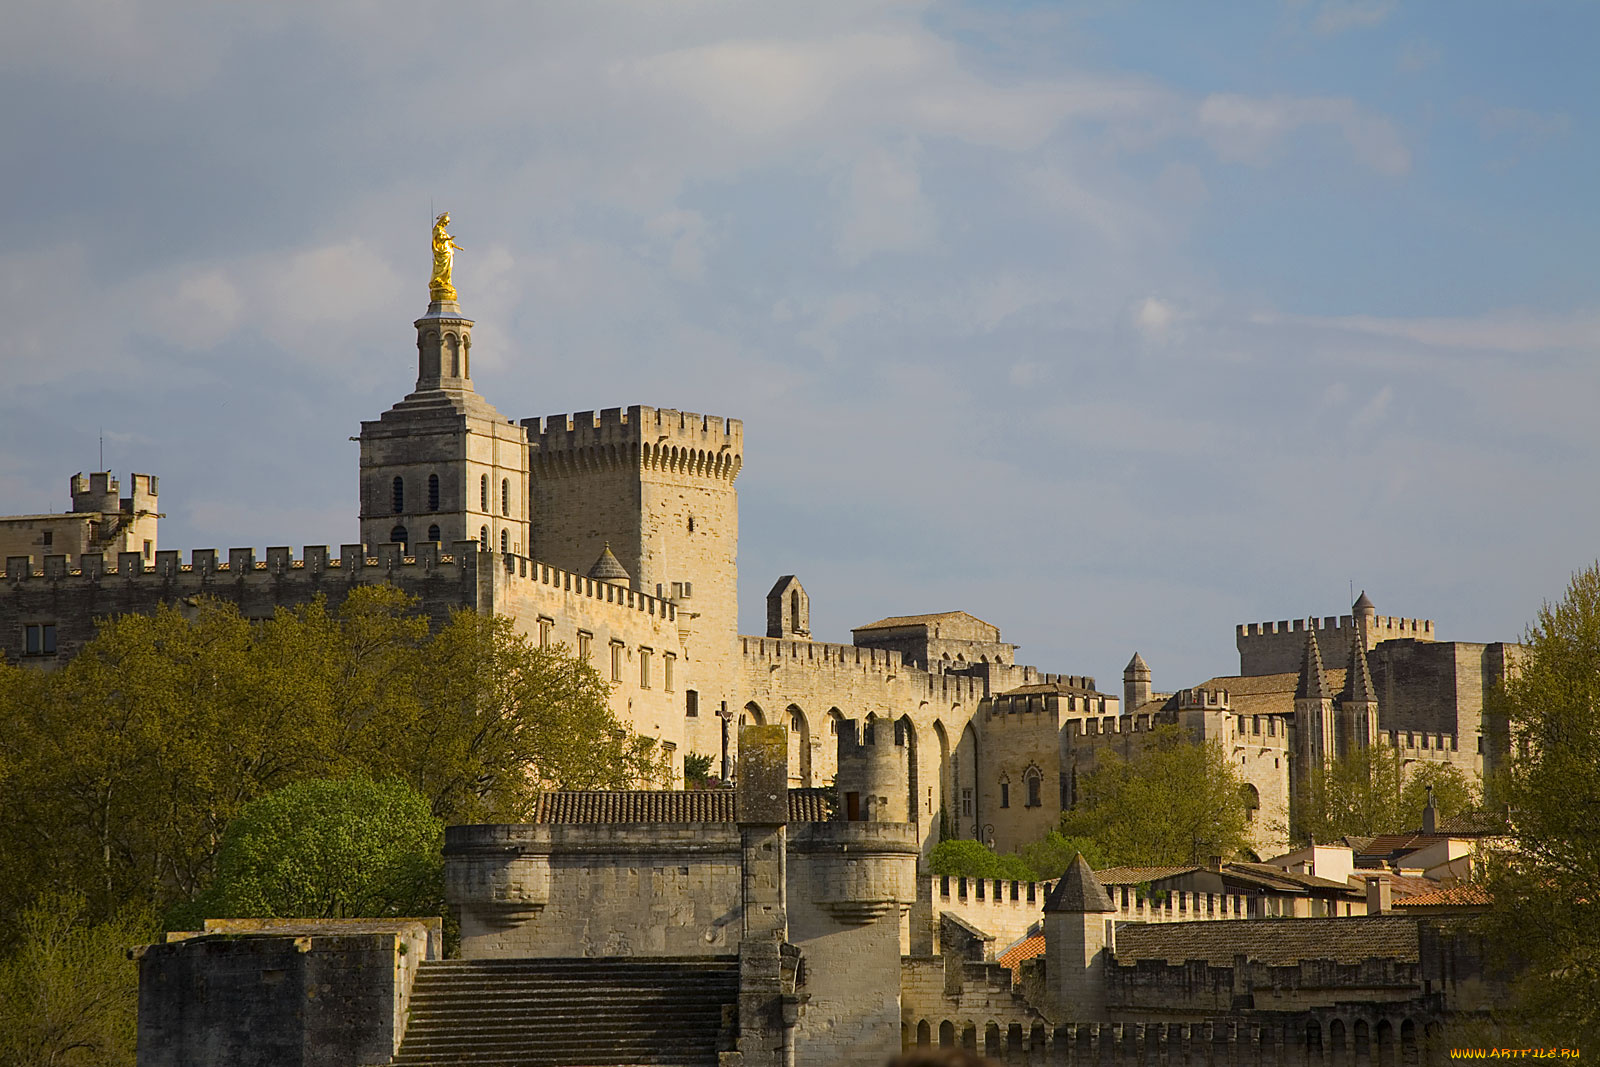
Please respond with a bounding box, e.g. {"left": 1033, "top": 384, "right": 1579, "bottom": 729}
{"left": 664, "top": 654, "right": 675, "bottom": 692}
{"left": 42, "top": 530, "right": 54, "bottom": 546}
{"left": 392, "top": 477, "right": 404, "bottom": 514}
{"left": 428, "top": 473, "right": 440, "bottom": 511}
{"left": 610, "top": 642, "right": 624, "bottom": 682}
{"left": 640, "top": 648, "right": 652, "bottom": 688}
{"left": 790, "top": 590, "right": 801, "bottom": 633}
{"left": 538, "top": 618, "right": 552, "bottom": 647}
{"left": 479, "top": 525, "right": 489, "bottom": 550}
{"left": 24, "top": 625, "right": 41, "bottom": 655}
{"left": 961, "top": 789, "right": 973, "bottom": 817}
{"left": 500, "top": 530, "right": 508, "bottom": 553}
{"left": 685, "top": 690, "right": 699, "bottom": 717}
{"left": 687, "top": 515, "right": 695, "bottom": 533}
{"left": 427, "top": 524, "right": 441, "bottom": 543}
{"left": 577, "top": 631, "right": 592, "bottom": 661}
{"left": 1000, "top": 782, "right": 1010, "bottom": 809}
{"left": 41, "top": 624, "right": 56, "bottom": 654}
{"left": 501, "top": 478, "right": 509, "bottom": 516}
{"left": 1026, "top": 772, "right": 1041, "bottom": 809}
{"left": 390, "top": 525, "right": 408, "bottom": 549}
{"left": 480, "top": 475, "right": 489, "bottom": 512}
{"left": 143, "top": 539, "right": 153, "bottom": 560}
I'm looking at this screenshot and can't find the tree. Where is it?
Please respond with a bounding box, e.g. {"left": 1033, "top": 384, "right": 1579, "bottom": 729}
{"left": 1059, "top": 725, "right": 1251, "bottom": 867}
{"left": 0, "top": 892, "right": 153, "bottom": 1067}
{"left": 0, "top": 587, "right": 665, "bottom": 936}
{"left": 195, "top": 776, "right": 443, "bottom": 921}
{"left": 927, "top": 840, "right": 1038, "bottom": 882}
{"left": 1018, "top": 831, "right": 1108, "bottom": 879}
{"left": 1296, "top": 744, "right": 1480, "bottom": 843}
{"left": 1481, "top": 564, "right": 1600, "bottom": 1046}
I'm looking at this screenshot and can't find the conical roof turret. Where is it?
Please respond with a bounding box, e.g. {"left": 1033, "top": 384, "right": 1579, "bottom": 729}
{"left": 1295, "top": 625, "right": 1332, "bottom": 701}
{"left": 587, "top": 542, "right": 630, "bottom": 583}
{"left": 1353, "top": 590, "right": 1376, "bottom": 614}
{"left": 1043, "top": 854, "right": 1116, "bottom": 913}
{"left": 1124, "top": 651, "right": 1150, "bottom": 675}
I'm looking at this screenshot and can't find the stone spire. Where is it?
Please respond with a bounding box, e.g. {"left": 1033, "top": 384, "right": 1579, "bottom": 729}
{"left": 1123, "top": 652, "right": 1152, "bottom": 713}
{"left": 1343, "top": 630, "right": 1376, "bottom": 704}
{"left": 1043, "top": 854, "right": 1116, "bottom": 914}
{"left": 1295, "top": 626, "right": 1331, "bottom": 701}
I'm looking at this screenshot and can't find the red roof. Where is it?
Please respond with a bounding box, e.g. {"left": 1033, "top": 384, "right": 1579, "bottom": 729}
{"left": 1393, "top": 884, "right": 1492, "bottom": 909}
{"left": 997, "top": 935, "right": 1045, "bottom": 976}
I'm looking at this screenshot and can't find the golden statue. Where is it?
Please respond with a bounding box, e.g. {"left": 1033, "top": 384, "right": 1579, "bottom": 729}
{"left": 429, "top": 212, "right": 463, "bottom": 302}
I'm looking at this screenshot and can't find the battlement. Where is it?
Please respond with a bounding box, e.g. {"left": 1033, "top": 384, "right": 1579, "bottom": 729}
{"left": 741, "top": 636, "right": 904, "bottom": 675}
{"left": 69, "top": 471, "right": 159, "bottom": 516}
{"left": 523, "top": 406, "right": 743, "bottom": 482}
{"left": 1388, "top": 730, "right": 1458, "bottom": 755}
{"left": 1236, "top": 611, "right": 1434, "bottom": 676}
{"left": 2, "top": 543, "right": 675, "bottom": 623}
{"left": 984, "top": 690, "right": 1108, "bottom": 721}
{"left": 1175, "top": 687, "right": 1230, "bottom": 709}
{"left": 1064, "top": 710, "right": 1178, "bottom": 740}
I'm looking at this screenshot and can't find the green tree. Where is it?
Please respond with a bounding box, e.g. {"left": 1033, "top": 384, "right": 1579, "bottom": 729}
{"left": 1018, "top": 831, "right": 1108, "bottom": 879}
{"left": 1060, "top": 725, "right": 1251, "bottom": 866}
{"left": 927, "top": 840, "right": 1038, "bottom": 882}
{"left": 195, "top": 776, "right": 443, "bottom": 921}
{"left": 1481, "top": 564, "right": 1600, "bottom": 1045}
{"left": 0, "top": 892, "right": 153, "bottom": 1067}
{"left": 1297, "top": 744, "right": 1479, "bottom": 843}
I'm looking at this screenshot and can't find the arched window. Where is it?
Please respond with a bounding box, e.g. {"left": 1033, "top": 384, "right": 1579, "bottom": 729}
{"left": 480, "top": 474, "right": 489, "bottom": 512}
{"left": 999, "top": 776, "right": 1011, "bottom": 809}
{"left": 479, "top": 525, "right": 489, "bottom": 550}
{"left": 501, "top": 478, "right": 509, "bottom": 516}
{"left": 391, "top": 477, "right": 404, "bottom": 514}
{"left": 389, "top": 525, "right": 408, "bottom": 548}
{"left": 500, "top": 529, "right": 509, "bottom": 553}
{"left": 1240, "top": 783, "right": 1261, "bottom": 824}
{"left": 426, "top": 524, "right": 441, "bottom": 543}
{"left": 1025, "top": 768, "right": 1042, "bottom": 809}
{"left": 427, "top": 473, "right": 440, "bottom": 511}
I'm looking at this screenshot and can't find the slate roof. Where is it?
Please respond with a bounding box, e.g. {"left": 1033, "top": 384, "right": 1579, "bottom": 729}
{"left": 1044, "top": 856, "right": 1116, "bottom": 913}
{"left": 587, "top": 542, "right": 630, "bottom": 581}
{"left": 536, "top": 788, "right": 832, "bottom": 824}
{"left": 1296, "top": 629, "right": 1333, "bottom": 700}
{"left": 1114, "top": 916, "right": 1421, "bottom": 967}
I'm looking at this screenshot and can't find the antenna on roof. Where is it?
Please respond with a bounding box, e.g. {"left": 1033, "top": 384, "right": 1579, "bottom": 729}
{"left": 99, "top": 427, "right": 103, "bottom": 471}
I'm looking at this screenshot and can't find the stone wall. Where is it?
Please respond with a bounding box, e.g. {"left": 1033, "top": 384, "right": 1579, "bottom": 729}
{"left": 1236, "top": 614, "right": 1433, "bottom": 677}
{"left": 135, "top": 919, "right": 437, "bottom": 1067}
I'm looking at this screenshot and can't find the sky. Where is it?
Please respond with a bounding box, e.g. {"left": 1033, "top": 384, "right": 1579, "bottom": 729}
{"left": 1, "top": 0, "right": 1596, "bottom": 689}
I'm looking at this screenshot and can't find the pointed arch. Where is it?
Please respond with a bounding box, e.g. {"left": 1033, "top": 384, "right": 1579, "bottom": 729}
{"left": 787, "top": 704, "right": 812, "bottom": 786}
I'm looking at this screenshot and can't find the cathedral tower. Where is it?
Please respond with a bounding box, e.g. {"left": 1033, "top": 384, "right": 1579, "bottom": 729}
{"left": 358, "top": 290, "right": 528, "bottom": 556}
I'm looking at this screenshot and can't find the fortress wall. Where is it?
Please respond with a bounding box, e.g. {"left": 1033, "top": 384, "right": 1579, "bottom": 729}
{"left": 1236, "top": 615, "right": 1434, "bottom": 677}
{"left": 1105, "top": 954, "right": 1427, "bottom": 1017}
{"left": 737, "top": 641, "right": 982, "bottom": 857}
{"left": 927, "top": 877, "right": 1050, "bottom": 954}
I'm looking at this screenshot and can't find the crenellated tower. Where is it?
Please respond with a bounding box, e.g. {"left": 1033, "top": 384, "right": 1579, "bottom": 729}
{"left": 523, "top": 406, "right": 743, "bottom": 713}
{"left": 358, "top": 292, "right": 528, "bottom": 556}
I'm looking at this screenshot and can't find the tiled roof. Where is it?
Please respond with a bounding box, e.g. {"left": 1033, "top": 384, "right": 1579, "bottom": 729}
{"left": 1434, "top": 810, "right": 1512, "bottom": 837}
{"left": 853, "top": 611, "right": 993, "bottom": 632}
{"left": 999, "top": 681, "right": 1103, "bottom": 697}
{"left": 1356, "top": 833, "right": 1449, "bottom": 866}
{"left": 1114, "top": 916, "right": 1421, "bottom": 967}
{"left": 1187, "top": 670, "right": 1346, "bottom": 717}
{"left": 1223, "top": 862, "right": 1360, "bottom": 896}
{"left": 1393, "top": 884, "right": 1492, "bottom": 909}
{"left": 998, "top": 935, "right": 1045, "bottom": 976}
{"left": 535, "top": 788, "right": 832, "bottom": 824}
{"left": 1095, "top": 866, "right": 1202, "bottom": 886}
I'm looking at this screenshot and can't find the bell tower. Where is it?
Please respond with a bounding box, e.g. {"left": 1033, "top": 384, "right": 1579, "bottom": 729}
{"left": 358, "top": 224, "right": 528, "bottom": 556}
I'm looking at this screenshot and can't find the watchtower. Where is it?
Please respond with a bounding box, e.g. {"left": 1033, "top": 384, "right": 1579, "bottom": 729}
{"left": 835, "top": 716, "right": 909, "bottom": 824}
{"left": 358, "top": 294, "right": 528, "bottom": 556}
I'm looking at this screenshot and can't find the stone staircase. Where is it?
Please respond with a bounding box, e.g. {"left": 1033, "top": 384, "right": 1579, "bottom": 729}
{"left": 391, "top": 956, "right": 739, "bottom": 1066}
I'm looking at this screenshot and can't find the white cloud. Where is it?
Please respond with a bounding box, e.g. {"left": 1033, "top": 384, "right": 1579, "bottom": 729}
{"left": 1310, "top": 0, "right": 1397, "bottom": 36}
{"left": 1198, "top": 94, "right": 1411, "bottom": 175}
{"left": 1135, "top": 297, "right": 1177, "bottom": 344}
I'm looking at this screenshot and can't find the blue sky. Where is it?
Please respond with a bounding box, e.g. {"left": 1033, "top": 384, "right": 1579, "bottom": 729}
{"left": 1, "top": 0, "right": 1595, "bottom": 687}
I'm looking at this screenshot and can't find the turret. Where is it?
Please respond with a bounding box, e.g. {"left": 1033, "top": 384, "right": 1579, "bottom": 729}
{"left": 1354, "top": 590, "right": 1377, "bottom": 650}
{"left": 766, "top": 575, "right": 810, "bottom": 640}
{"left": 1122, "top": 652, "right": 1151, "bottom": 713}
{"left": 1339, "top": 626, "right": 1380, "bottom": 755}
{"left": 835, "top": 717, "right": 908, "bottom": 824}
{"left": 70, "top": 472, "right": 120, "bottom": 515}
{"left": 1043, "top": 854, "right": 1116, "bottom": 1020}
{"left": 587, "top": 542, "right": 631, "bottom": 588}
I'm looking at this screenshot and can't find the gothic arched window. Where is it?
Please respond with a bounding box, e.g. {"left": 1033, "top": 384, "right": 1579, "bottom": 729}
{"left": 479, "top": 525, "right": 489, "bottom": 551}
{"left": 480, "top": 475, "right": 489, "bottom": 512}
{"left": 500, "top": 529, "right": 509, "bottom": 553}
{"left": 391, "top": 477, "right": 404, "bottom": 514}
{"left": 1025, "top": 768, "right": 1042, "bottom": 809}
{"left": 427, "top": 473, "right": 440, "bottom": 512}
{"left": 501, "top": 478, "right": 509, "bottom": 516}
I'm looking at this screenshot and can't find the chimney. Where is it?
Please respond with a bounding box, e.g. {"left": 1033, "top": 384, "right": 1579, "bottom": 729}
{"left": 1208, "top": 855, "right": 1223, "bottom": 871}
{"left": 1366, "top": 876, "right": 1391, "bottom": 915}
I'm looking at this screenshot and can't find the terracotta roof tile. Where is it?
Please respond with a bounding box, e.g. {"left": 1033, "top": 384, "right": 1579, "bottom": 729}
{"left": 1393, "top": 884, "right": 1492, "bottom": 909}
{"left": 998, "top": 935, "right": 1045, "bottom": 976}
{"left": 1114, "top": 916, "right": 1420, "bottom": 967}
{"left": 1095, "top": 866, "right": 1202, "bottom": 885}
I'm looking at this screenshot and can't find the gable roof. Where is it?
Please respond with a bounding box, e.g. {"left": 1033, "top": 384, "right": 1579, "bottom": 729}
{"left": 1094, "top": 866, "right": 1202, "bottom": 886}
{"left": 1114, "top": 916, "right": 1420, "bottom": 967}
{"left": 852, "top": 611, "right": 994, "bottom": 633}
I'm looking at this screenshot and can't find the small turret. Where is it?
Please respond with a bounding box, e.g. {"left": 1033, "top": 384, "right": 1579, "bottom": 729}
{"left": 1295, "top": 626, "right": 1336, "bottom": 772}
{"left": 835, "top": 717, "right": 908, "bottom": 824}
{"left": 1123, "top": 652, "right": 1151, "bottom": 713}
{"left": 70, "top": 472, "right": 120, "bottom": 516}
{"left": 1354, "top": 590, "right": 1378, "bottom": 651}
{"left": 1340, "top": 627, "right": 1380, "bottom": 752}
{"left": 587, "top": 542, "right": 631, "bottom": 588}
{"left": 1043, "top": 854, "right": 1115, "bottom": 1019}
